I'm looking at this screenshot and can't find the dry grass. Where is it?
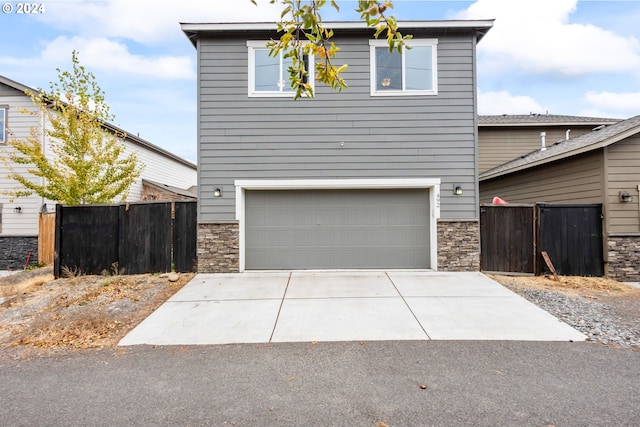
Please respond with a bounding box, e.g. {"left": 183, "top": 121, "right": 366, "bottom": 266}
{"left": 488, "top": 274, "right": 640, "bottom": 297}
{"left": 1, "top": 270, "right": 193, "bottom": 355}
{"left": 0, "top": 273, "right": 54, "bottom": 298}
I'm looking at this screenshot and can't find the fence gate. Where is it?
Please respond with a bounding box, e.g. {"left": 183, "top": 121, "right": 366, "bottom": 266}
{"left": 118, "top": 202, "right": 173, "bottom": 274}
{"left": 480, "top": 203, "right": 604, "bottom": 276}
{"left": 480, "top": 205, "right": 536, "bottom": 274}
{"left": 538, "top": 204, "right": 604, "bottom": 276}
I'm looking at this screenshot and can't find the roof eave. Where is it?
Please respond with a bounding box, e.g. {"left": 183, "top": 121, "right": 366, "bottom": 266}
{"left": 181, "top": 19, "right": 495, "bottom": 46}
{"left": 479, "top": 121, "right": 618, "bottom": 127}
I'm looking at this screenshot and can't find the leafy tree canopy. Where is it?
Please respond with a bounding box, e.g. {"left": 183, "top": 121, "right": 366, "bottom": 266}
{"left": 1, "top": 51, "right": 143, "bottom": 205}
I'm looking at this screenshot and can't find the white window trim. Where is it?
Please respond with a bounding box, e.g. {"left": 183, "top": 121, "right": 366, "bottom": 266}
{"left": 369, "top": 39, "right": 438, "bottom": 97}
{"left": 0, "top": 106, "right": 7, "bottom": 144}
{"left": 235, "top": 178, "right": 441, "bottom": 272}
{"left": 247, "top": 40, "right": 315, "bottom": 98}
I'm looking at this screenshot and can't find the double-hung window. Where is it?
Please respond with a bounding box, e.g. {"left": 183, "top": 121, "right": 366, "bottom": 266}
{"left": 0, "top": 106, "right": 7, "bottom": 144}
{"left": 369, "top": 39, "right": 438, "bottom": 96}
{"left": 247, "top": 41, "right": 314, "bottom": 97}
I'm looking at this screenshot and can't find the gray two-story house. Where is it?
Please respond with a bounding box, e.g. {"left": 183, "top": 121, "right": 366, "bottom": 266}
{"left": 182, "top": 20, "right": 493, "bottom": 272}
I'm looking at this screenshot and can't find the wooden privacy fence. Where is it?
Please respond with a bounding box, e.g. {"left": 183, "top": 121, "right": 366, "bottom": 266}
{"left": 480, "top": 203, "right": 604, "bottom": 276}
{"left": 54, "top": 201, "right": 197, "bottom": 278}
{"left": 38, "top": 212, "right": 56, "bottom": 264}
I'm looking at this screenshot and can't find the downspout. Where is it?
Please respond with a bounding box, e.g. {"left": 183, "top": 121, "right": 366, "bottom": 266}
{"left": 565, "top": 129, "right": 571, "bottom": 140}
{"left": 637, "top": 184, "right": 640, "bottom": 230}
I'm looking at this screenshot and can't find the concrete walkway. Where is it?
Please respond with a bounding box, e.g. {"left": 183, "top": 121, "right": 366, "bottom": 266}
{"left": 119, "top": 271, "right": 586, "bottom": 346}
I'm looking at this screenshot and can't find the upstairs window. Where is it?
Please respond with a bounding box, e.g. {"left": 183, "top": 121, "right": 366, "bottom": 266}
{"left": 0, "top": 106, "right": 7, "bottom": 144}
{"left": 369, "top": 39, "right": 438, "bottom": 96}
{"left": 247, "top": 41, "right": 314, "bottom": 97}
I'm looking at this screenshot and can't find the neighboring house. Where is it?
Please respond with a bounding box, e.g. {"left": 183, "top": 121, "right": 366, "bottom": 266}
{"left": 479, "top": 115, "right": 640, "bottom": 281}
{"left": 478, "top": 114, "right": 619, "bottom": 173}
{"left": 141, "top": 179, "right": 197, "bottom": 202}
{"left": 181, "top": 20, "right": 493, "bottom": 272}
{"left": 0, "top": 75, "right": 197, "bottom": 270}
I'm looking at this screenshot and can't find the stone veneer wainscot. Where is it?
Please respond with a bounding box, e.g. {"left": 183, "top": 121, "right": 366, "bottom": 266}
{"left": 607, "top": 234, "right": 640, "bottom": 281}
{"left": 437, "top": 220, "right": 480, "bottom": 271}
{"left": 197, "top": 222, "right": 239, "bottom": 273}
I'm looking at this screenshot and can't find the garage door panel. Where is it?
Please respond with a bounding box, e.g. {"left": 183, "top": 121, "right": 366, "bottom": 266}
{"left": 245, "top": 189, "right": 430, "bottom": 269}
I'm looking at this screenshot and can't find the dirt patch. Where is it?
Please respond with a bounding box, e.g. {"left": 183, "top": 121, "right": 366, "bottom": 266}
{"left": 486, "top": 274, "right": 640, "bottom": 298}
{"left": 0, "top": 268, "right": 193, "bottom": 359}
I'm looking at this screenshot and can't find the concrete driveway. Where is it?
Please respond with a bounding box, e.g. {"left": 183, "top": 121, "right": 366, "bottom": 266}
{"left": 119, "top": 271, "right": 586, "bottom": 346}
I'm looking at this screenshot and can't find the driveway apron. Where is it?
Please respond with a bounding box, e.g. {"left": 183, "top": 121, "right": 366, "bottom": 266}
{"left": 119, "top": 271, "right": 586, "bottom": 346}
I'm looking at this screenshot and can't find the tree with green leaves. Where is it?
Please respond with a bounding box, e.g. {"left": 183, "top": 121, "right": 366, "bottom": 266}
{"left": 251, "top": 0, "right": 409, "bottom": 98}
{"left": 1, "top": 51, "right": 143, "bottom": 205}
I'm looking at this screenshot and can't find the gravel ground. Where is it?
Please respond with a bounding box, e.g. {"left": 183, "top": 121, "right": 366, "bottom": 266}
{"left": 500, "top": 282, "right": 640, "bottom": 349}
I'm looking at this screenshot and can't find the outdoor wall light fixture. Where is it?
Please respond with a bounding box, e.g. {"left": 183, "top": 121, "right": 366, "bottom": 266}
{"left": 453, "top": 185, "right": 463, "bottom": 196}
{"left": 14, "top": 206, "right": 22, "bottom": 213}
{"left": 619, "top": 191, "right": 632, "bottom": 203}
{"left": 213, "top": 188, "right": 223, "bottom": 198}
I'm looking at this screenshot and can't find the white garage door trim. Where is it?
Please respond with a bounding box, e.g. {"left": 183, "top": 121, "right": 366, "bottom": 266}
{"left": 235, "top": 178, "right": 441, "bottom": 272}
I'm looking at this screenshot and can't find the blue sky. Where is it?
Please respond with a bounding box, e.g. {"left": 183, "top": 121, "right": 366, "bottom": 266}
{"left": 2, "top": 0, "right": 640, "bottom": 163}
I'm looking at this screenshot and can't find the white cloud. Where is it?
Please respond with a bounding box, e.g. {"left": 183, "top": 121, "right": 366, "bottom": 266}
{"left": 582, "top": 91, "right": 640, "bottom": 118}
{"left": 40, "top": 36, "right": 194, "bottom": 79}
{"left": 478, "top": 90, "right": 545, "bottom": 115}
{"left": 456, "top": 0, "right": 640, "bottom": 76}
{"left": 38, "top": 0, "right": 284, "bottom": 44}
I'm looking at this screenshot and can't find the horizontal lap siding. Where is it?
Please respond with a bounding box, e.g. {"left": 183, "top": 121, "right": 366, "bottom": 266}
{"left": 479, "top": 125, "right": 599, "bottom": 173}
{"left": 198, "top": 31, "right": 478, "bottom": 221}
{"left": 479, "top": 151, "right": 604, "bottom": 205}
{"left": 606, "top": 136, "right": 640, "bottom": 233}
{"left": 0, "top": 92, "right": 43, "bottom": 236}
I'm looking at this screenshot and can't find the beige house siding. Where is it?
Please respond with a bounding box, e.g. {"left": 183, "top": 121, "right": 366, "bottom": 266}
{"left": 0, "top": 90, "right": 44, "bottom": 237}
{"left": 606, "top": 135, "right": 640, "bottom": 234}
{"left": 479, "top": 125, "right": 597, "bottom": 173}
{"left": 1, "top": 80, "right": 197, "bottom": 239}
{"left": 479, "top": 150, "right": 604, "bottom": 205}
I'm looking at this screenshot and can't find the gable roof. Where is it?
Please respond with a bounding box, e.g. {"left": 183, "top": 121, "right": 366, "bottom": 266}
{"left": 181, "top": 20, "right": 494, "bottom": 46}
{"left": 0, "top": 74, "right": 196, "bottom": 170}
{"left": 480, "top": 115, "right": 640, "bottom": 181}
{"left": 479, "top": 114, "right": 620, "bottom": 127}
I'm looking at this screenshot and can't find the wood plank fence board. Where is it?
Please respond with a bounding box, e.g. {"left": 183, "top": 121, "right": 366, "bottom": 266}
{"left": 173, "top": 201, "right": 198, "bottom": 272}
{"left": 118, "top": 202, "right": 173, "bottom": 275}
{"left": 38, "top": 212, "right": 56, "bottom": 265}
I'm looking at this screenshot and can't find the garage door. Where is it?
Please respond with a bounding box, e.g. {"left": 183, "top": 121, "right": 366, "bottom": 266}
{"left": 245, "top": 189, "right": 431, "bottom": 269}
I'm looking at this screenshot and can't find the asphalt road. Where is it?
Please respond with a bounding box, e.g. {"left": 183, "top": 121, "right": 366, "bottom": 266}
{"left": 1, "top": 341, "right": 639, "bottom": 426}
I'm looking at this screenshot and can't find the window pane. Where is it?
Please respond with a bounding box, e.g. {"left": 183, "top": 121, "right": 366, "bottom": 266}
{"left": 0, "top": 109, "right": 5, "bottom": 143}
{"left": 254, "top": 49, "right": 281, "bottom": 92}
{"left": 376, "top": 47, "right": 402, "bottom": 91}
{"left": 405, "top": 46, "right": 433, "bottom": 91}
{"left": 282, "top": 54, "right": 294, "bottom": 92}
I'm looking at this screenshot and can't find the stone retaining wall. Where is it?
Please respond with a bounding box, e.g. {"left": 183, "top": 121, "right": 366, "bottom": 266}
{"left": 197, "top": 222, "right": 239, "bottom": 273}
{"left": 607, "top": 235, "right": 640, "bottom": 281}
{"left": 437, "top": 220, "right": 480, "bottom": 271}
{"left": 0, "top": 236, "right": 38, "bottom": 270}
